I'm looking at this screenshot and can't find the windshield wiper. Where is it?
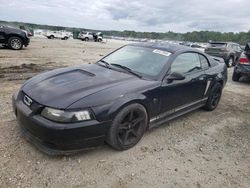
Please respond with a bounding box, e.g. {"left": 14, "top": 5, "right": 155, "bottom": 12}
{"left": 110, "top": 63, "right": 142, "bottom": 78}
{"left": 98, "top": 60, "right": 110, "bottom": 68}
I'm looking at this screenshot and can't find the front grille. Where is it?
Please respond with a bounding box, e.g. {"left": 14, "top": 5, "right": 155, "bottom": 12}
{"left": 20, "top": 91, "right": 44, "bottom": 114}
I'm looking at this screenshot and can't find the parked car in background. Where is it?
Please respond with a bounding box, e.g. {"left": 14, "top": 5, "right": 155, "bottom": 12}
{"left": 0, "top": 25, "right": 30, "bottom": 50}
{"left": 232, "top": 42, "right": 250, "bottom": 81}
{"left": 19, "top": 26, "right": 33, "bottom": 37}
{"left": 78, "top": 31, "right": 103, "bottom": 42}
{"left": 205, "top": 42, "right": 243, "bottom": 67}
{"left": 45, "top": 30, "right": 72, "bottom": 40}
{"left": 12, "top": 43, "right": 227, "bottom": 154}
{"left": 190, "top": 43, "right": 208, "bottom": 52}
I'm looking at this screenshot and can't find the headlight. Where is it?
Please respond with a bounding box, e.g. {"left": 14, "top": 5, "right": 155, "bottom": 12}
{"left": 41, "top": 107, "right": 93, "bottom": 123}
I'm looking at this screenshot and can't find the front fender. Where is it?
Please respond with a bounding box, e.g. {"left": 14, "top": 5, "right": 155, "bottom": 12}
{"left": 92, "top": 93, "right": 149, "bottom": 122}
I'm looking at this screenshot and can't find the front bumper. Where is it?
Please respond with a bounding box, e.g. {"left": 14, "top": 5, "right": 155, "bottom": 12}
{"left": 24, "top": 38, "right": 30, "bottom": 46}
{"left": 12, "top": 92, "right": 111, "bottom": 155}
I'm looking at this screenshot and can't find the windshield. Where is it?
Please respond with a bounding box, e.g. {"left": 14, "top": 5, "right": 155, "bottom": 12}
{"left": 102, "top": 46, "right": 171, "bottom": 77}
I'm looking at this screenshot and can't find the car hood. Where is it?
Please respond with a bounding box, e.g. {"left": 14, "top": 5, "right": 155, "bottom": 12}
{"left": 22, "top": 64, "right": 136, "bottom": 109}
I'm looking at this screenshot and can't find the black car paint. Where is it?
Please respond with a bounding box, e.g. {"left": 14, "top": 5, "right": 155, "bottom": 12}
{"left": 12, "top": 43, "right": 227, "bottom": 154}
{"left": 0, "top": 26, "right": 30, "bottom": 46}
{"left": 233, "top": 43, "right": 250, "bottom": 77}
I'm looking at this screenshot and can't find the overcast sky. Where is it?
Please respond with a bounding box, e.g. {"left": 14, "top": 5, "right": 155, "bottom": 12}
{"left": 0, "top": 0, "right": 249, "bottom": 33}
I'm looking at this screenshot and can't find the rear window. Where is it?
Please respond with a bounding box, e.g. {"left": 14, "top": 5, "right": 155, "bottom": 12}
{"left": 209, "top": 43, "right": 227, "bottom": 47}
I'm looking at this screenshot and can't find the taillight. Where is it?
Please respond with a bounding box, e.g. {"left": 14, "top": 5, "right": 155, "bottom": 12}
{"left": 239, "top": 53, "right": 250, "bottom": 64}
{"left": 239, "top": 58, "right": 249, "bottom": 64}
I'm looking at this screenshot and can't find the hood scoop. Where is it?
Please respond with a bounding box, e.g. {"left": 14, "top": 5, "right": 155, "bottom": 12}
{"left": 48, "top": 69, "right": 95, "bottom": 85}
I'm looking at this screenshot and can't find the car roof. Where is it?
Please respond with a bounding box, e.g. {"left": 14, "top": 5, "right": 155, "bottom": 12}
{"left": 128, "top": 42, "right": 191, "bottom": 53}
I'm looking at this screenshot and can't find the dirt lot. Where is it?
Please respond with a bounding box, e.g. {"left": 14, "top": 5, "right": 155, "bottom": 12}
{"left": 0, "top": 38, "right": 249, "bottom": 188}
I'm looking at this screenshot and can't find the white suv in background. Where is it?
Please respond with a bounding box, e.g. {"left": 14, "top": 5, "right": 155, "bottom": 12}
{"left": 78, "top": 31, "right": 103, "bottom": 42}
{"left": 45, "top": 30, "right": 72, "bottom": 40}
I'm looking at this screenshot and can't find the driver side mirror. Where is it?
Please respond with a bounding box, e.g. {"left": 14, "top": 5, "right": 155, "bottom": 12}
{"left": 167, "top": 72, "right": 185, "bottom": 83}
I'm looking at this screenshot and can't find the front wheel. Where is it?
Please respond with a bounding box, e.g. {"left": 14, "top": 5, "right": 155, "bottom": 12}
{"left": 107, "top": 103, "right": 148, "bottom": 150}
{"left": 203, "top": 83, "right": 222, "bottom": 111}
{"left": 8, "top": 37, "right": 23, "bottom": 50}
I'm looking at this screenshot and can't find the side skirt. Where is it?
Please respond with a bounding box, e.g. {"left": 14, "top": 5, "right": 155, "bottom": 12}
{"left": 149, "top": 98, "right": 207, "bottom": 129}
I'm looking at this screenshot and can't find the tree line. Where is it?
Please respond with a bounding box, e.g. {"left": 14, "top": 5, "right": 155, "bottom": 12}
{"left": 1, "top": 20, "right": 250, "bottom": 45}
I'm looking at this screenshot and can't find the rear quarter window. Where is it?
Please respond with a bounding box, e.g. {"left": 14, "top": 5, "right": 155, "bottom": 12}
{"left": 199, "top": 54, "right": 210, "bottom": 69}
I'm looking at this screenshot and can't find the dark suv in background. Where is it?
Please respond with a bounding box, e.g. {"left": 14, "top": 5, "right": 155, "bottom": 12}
{"left": 205, "top": 42, "right": 242, "bottom": 67}
{"left": 0, "top": 25, "right": 30, "bottom": 50}
{"left": 232, "top": 42, "right": 250, "bottom": 81}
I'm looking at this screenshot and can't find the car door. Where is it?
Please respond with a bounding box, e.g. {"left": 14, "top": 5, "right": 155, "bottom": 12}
{"left": 160, "top": 52, "right": 207, "bottom": 114}
{"left": 0, "top": 26, "right": 6, "bottom": 43}
{"left": 88, "top": 32, "right": 94, "bottom": 40}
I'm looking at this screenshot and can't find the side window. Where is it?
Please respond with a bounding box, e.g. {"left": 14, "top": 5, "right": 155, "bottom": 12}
{"left": 236, "top": 45, "right": 242, "bottom": 51}
{"left": 171, "top": 53, "right": 201, "bottom": 74}
{"left": 229, "top": 44, "right": 234, "bottom": 50}
{"left": 199, "top": 54, "right": 210, "bottom": 69}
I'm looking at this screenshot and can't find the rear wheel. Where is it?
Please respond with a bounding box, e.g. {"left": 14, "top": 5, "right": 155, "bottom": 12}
{"left": 232, "top": 70, "right": 241, "bottom": 81}
{"left": 50, "top": 35, "right": 54, "bottom": 39}
{"left": 84, "top": 37, "right": 89, "bottom": 41}
{"left": 203, "top": 83, "right": 222, "bottom": 111}
{"left": 107, "top": 103, "right": 148, "bottom": 150}
{"left": 8, "top": 37, "right": 23, "bottom": 50}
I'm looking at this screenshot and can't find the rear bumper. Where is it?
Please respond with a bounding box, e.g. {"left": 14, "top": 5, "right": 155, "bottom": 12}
{"left": 12, "top": 92, "right": 111, "bottom": 155}
{"left": 235, "top": 64, "right": 250, "bottom": 76}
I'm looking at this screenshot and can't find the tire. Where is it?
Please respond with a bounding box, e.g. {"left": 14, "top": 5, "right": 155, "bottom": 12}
{"left": 203, "top": 83, "right": 222, "bottom": 111}
{"left": 227, "top": 57, "right": 234, "bottom": 68}
{"left": 84, "top": 37, "right": 89, "bottom": 41}
{"left": 107, "top": 103, "right": 148, "bottom": 150}
{"left": 232, "top": 70, "right": 240, "bottom": 82}
{"left": 8, "top": 36, "right": 23, "bottom": 50}
{"left": 62, "top": 37, "right": 68, "bottom": 40}
{"left": 97, "top": 38, "right": 102, "bottom": 42}
{"left": 50, "top": 35, "right": 54, "bottom": 39}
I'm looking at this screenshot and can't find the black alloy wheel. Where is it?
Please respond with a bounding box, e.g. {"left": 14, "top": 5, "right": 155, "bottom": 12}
{"left": 107, "top": 104, "right": 148, "bottom": 150}
{"left": 210, "top": 86, "right": 221, "bottom": 108}
{"left": 203, "top": 83, "right": 222, "bottom": 111}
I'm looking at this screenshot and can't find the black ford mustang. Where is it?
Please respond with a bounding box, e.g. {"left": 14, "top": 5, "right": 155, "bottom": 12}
{"left": 12, "top": 43, "right": 227, "bottom": 155}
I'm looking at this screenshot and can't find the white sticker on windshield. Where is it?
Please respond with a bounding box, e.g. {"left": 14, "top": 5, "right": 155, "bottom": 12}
{"left": 153, "top": 49, "right": 171, "bottom": 57}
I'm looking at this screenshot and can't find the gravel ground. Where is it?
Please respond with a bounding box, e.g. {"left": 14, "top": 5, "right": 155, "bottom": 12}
{"left": 0, "top": 38, "right": 249, "bottom": 188}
